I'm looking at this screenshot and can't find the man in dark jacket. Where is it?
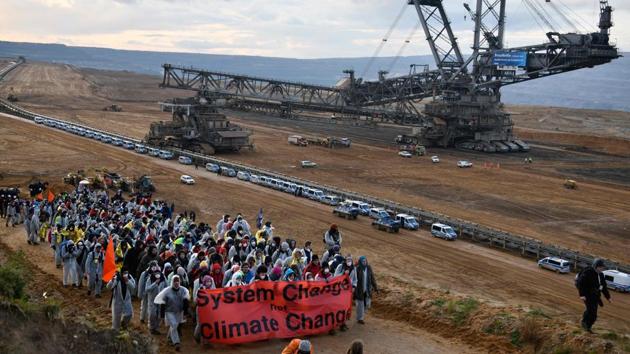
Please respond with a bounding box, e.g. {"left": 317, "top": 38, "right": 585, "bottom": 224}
{"left": 578, "top": 258, "right": 612, "bottom": 333}
{"left": 350, "top": 256, "right": 378, "bottom": 324}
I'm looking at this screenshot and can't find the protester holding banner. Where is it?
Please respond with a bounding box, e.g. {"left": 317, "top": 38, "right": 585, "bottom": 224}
{"left": 18, "top": 184, "right": 377, "bottom": 347}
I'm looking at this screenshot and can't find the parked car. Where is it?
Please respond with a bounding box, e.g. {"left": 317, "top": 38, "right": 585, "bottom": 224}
{"left": 431, "top": 156, "right": 440, "bottom": 163}
{"left": 395, "top": 214, "right": 420, "bottom": 230}
{"left": 123, "top": 141, "right": 135, "bottom": 149}
{"left": 34, "top": 116, "right": 45, "bottom": 124}
{"left": 111, "top": 138, "right": 123, "bottom": 146}
{"left": 180, "top": 175, "right": 195, "bottom": 185}
{"left": 398, "top": 151, "right": 413, "bottom": 158}
{"left": 178, "top": 156, "right": 193, "bottom": 165}
{"left": 220, "top": 167, "right": 236, "bottom": 177}
{"left": 333, "top": 203, "right": 360, "bottom": 220}
{"left": 603, "top": 270, "right": 630, "bottom": 292}
{"left": 134, "top": 144, "right": 147, "bottom": 154}
{"left": 457, "top": 160, "right": 473, "bottom": 168}
{"left": 369, "top": 207, "right": 390, "bottom": 220}
{"left": 346, "top": 200, "right": 371, "bottom": 216}
{"left": 159, "top": 150, "right": 174, "bottom": 160}
{"left": 249, "top": 174, "right": 259, "bottom": 184}
{"left": 372, "top": 216, "right": 401, "bottom": 233}
{"left": 237, "top": 171, "right": 251, "bottom": 181}
{"left": 537, "top": 257, "right": 571, "bottom": 274}
{"left": 431, "top": 223, "right": 458, "bottom": 240}
{"left": 321, "top": 195, "right": 341, "bottom": 206}
{"left": 148, "top": 148, "right": 160, "bottom": 157}
{"left": 205, "top": 163, "right": 220, "bottom": 173}
{"left": 301, "top": 160, "right": 317, "bottom": 168}
{"left": 102, "top": 135, "right": 113, "bottom": 144}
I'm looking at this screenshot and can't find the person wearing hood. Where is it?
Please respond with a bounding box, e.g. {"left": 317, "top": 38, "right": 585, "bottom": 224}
{"left": 335, "top": 254, "right": 355, "bottom": 277}
{"left": 223, "top": 264, "right": 240, "bottom": 287}
{"left": 28, "top": 208, "right": 41, "bottom": 245}
{"left": 215, "top": 214, "right": 230, "bottom": 236}
{"left": 272, "top": 241, "right": 292, "bottom": 264}
{"left": 324, "top": 224, "right": 342, "bottom": 250}
{"left": 168, "top": 266, "right": 189, "bottom": 288}
{"left": 86, "top": 242, "right": 104, "bottom": 297}
{"left": 210, "top": 263, "right": 224, "bottom": 289}
{"left": 138, "top": 245, "right": 160, "bottom": 277}
{"left": 107, "top": 270, "right": 136, "bottom": 331}
{"left": 350, "top": 256, "right": 378, "bottom": 324}
{"left": 270, "top": 259, "right": 284, "bottom": 281}
{"left": 265, "top": 236, "right": 282, "bottom": 259}
{"left": 285, "top": 248, "right": 305, "bottom": 279}
{"left": 155, "top": 275, "right": 190, "bottom": 351}
{"left": 51, "top": 223, "right": 66, "bottom": 269}
{"left": 226, "top": 271, "right": 245, "bottom": 287}
{"left": 304, "top": 255, "right": 321, "bottom": 278}
{"left": 231, "top": 214, "right": 251, "bottom": 235}
{"left": 283, "top": 268, "right": 298, "bottom": 282}
{"left": 577, "top": 258, "right": 612, "bottom": 333}
{"left": 193, "top": 274, "right": 216, "bottom": 344}
{"left": 75, "top": 240, "right": 88, "bottom": 288}
{"left": 138, "top": 260, "right": 158, "bottom": 323}
{"left": 145, "top": 264, "right": 167, "bottom": 334}
{"left": 122, "top": 240, "right": 144, "bottom": 279}
{"left": 61, "top": 239, "right": 79, "bottom": 287}
{"left": 315, "top": 263, "right": 333, "bottom": 282}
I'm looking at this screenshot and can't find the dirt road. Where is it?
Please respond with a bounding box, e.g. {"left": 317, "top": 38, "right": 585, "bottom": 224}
{"left": 1, "top": 114, "right": 629, "bottom": 341}
{"left": 3, "top": 62, "right": 629, "bottom": 265}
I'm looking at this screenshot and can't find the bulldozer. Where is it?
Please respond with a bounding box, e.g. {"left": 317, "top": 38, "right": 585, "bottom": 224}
{"left": 132, "top": 175, "right": 155, "bottom": 197}
{"left": 146, "top": 97, "right": 252, "bottom": 155}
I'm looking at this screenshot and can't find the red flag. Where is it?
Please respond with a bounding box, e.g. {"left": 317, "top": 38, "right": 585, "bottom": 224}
{"left": 102, "top": 236, "right": 116, "bottom": 283}
{"left": 47, "top": 190, "right": 54, "bottom": 203}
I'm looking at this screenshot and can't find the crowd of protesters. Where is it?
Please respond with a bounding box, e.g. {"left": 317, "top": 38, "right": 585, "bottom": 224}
{"left": 2, "top": 186, "right": 377, "bottom": 352}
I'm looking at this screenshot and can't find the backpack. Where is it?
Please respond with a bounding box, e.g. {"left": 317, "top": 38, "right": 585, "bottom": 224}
{"left": 575, "top": 268, "right": 586, "bottom": 290}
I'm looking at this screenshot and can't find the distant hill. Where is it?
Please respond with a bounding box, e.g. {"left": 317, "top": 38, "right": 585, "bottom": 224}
{"left": 1, "top": 41, "right": 628, "bottom": 112}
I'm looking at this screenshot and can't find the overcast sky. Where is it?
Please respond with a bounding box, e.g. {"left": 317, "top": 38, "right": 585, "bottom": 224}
{"left": 1, "top": 0, "right": 628, "bottom": 58}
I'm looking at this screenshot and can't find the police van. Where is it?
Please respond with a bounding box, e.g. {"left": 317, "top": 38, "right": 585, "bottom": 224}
{"left": 431, "top": 223, "right": 458, "bottom": 240}
{"left": 537, "top": 257, "right": 571, "bottom": 274}
{"left": 603, "top": 270, "right": 630, "bottom": 292}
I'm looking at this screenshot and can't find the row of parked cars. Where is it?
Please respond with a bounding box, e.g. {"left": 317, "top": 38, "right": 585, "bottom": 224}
{"left": 34, "top": 116, "right": 175, "bottom": 160}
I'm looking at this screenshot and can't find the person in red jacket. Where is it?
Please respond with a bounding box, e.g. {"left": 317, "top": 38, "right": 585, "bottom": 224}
{"left": 282, "top": 338, "right": 312, "bottom": 354}
{"left": 304, "top": 255, "right": 321, "bottom": 277}
{"left": 210, "top": 263, "right": 224, "bottom": 289}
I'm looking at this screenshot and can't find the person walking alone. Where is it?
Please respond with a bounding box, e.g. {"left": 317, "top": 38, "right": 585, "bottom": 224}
{"left": 577, "top": 258, "right": 612, "bottom": 333}
{"left": 350, "top": 256, "right": 378, "bottom": 324}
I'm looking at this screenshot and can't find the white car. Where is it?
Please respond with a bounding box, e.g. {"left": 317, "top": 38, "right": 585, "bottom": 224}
{"left": 457, "top": 160, "right": 473, "bottom": 168}
{"left": 398, "top": 151, "right": 413, "bottom": 158}
{"left": 301, "top": 160, "right": 317, "bottom": 168}
{"left": 180, "top": 175, "right": 195, "bottom": 185}
{"left": 431, "top": 156, "right": 440, "bottom": 163}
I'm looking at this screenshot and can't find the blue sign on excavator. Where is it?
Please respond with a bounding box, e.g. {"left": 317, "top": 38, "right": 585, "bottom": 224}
{"left": 492, "top": 51, "right": 528, "bottom": 67}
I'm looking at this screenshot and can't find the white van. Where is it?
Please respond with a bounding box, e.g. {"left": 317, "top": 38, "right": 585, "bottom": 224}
{"left": 603, "top": 270, "right": 630, "bottom": 292}
{"left": 537, "top": 257, "right": 571, "bottom": 274}
{"left": 237, "top": 171, "right": 251, "bottom": 181}
{"left": 348, "top": 200, "right": 371, "bottom": 215}
{"left": 178, "top": 156, "right": 193, "bottom": 165}
{"left": 322, "top": 195, "right": 341, "bottom": 206}
{"left": 249, "top": 174, "right": 260, "bottom": 184}
{"left": 431, "top": 223, "right": 458, "bottom": 240}
{"left": 312, "top": 189, "right": 325, "bottom": 201}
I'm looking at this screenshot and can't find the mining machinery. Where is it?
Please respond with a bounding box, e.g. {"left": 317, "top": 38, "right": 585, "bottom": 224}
{"left": 145, "top": 96, "right": 252, "bottom": 154}
{"left": 159, "top": 0, "right": 619, "bottom": 150}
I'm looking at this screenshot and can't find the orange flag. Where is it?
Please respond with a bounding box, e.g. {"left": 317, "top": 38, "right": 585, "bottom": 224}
{"left": 47, "top": 190, "right": 55, "bottom": 203}
{"left": 102, "top": 236, "right": 116, "bottom": 283}
{"left": 36, "top": 193, "right": 43, "bottom": 201}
